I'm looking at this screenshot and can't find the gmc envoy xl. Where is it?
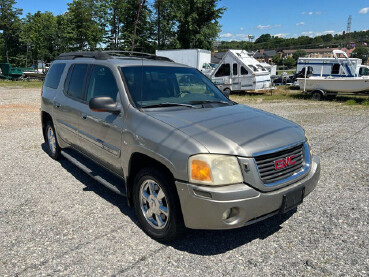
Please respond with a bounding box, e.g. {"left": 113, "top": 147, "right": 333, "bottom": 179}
{"left": 41, "top": 51, "right": 320, "bottom": 241}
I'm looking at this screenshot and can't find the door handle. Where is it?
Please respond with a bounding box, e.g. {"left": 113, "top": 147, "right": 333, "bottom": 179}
{"left": 82, "top": 113, "right": 87, "bottom": 120}
{"left": 55, "top": 103, "right": 61, "bottom": 108}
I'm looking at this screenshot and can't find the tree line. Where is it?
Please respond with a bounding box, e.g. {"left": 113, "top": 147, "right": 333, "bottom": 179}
{"left": 218, "top": 31, "right": 369, "bottom": 52}
{"left": 218, "top": 31, "right": 369, "bottom": 65}
{"left": 0, "top": 0, "right": 225, "bottom": 66}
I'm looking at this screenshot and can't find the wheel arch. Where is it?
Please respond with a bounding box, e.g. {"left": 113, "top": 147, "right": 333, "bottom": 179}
{"left": 126, "top": 152, "right": 176, "bottom": 207}
{"left": 41, "top": 111, "right": 53, "bottom": 141}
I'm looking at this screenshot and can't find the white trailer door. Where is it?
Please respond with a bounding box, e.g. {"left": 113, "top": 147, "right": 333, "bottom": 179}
{"left": 239, "top": 65, "right": 254, "bottom": 91}
{"left": 231, "top": 63, "right": 241, "bottom": 91}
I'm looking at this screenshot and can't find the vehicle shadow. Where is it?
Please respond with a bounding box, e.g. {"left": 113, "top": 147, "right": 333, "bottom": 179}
{"left": 167, "top": 210, "right": 295, "bottom": 255}
{"left": 41, "top": 143, "right": 297, "bottom": 255}
{"left": 41, "top": 143, "right": 137, "bottom": 223}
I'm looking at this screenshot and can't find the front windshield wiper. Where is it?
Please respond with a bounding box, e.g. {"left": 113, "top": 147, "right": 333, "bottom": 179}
{"left": 189, "top": 100, "right": 236, "bottom": 105}
{"left": 141, "top": 102, "right": 196, "bottom": 109}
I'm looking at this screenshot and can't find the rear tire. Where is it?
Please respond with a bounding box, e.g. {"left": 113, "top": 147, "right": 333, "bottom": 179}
{"left": 133, "top": 168, "right": 185, "bottom": 242}
{"left": 223, "top": 87, "right": 231, "bottom": 94}
{"left": 44, "top": 121, "right": 61, "bottom": 160}
{"left": 312, "top": 90, "right": 323, "bottom": 101}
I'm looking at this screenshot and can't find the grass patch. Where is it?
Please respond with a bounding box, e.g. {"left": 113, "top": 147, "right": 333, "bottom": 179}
{"left": 0, "top": 79, "right": 43, "bottom": 89}
{"left": 345, "top": 99, "right": 357, "bottom": 105}
{"left": 230, "top": 86, "right": 369, "bottom": 107}
{"left": 341, "top": 97, "right": 369, "bottom": 106}
{"left": 230, "top": 86, "right": 307, "bottom": 103}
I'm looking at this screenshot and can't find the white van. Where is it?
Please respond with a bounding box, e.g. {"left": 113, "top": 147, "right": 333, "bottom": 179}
{"left": 210, "top": 50, "right": 272, "bottom": 93}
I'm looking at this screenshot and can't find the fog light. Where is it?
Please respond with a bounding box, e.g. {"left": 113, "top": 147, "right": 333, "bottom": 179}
{"left": 222, "top": 209, "right": 231, "bottom": 220}
{"left": 222, "top": 207, "right": 241, "bottom": 224}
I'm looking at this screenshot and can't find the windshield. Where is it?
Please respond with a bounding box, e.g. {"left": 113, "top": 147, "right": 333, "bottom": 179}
{"left": 121, "top": 66, "right": 231, "bottom": 108}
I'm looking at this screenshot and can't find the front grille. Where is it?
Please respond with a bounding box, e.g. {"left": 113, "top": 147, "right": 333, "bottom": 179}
{"left": 254, "top": 144, "right": 304, "bottom": 184}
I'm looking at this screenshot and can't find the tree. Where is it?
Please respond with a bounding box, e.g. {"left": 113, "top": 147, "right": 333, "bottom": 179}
{"left": 21, "top": 12, "right": 59, "bottom": 65}
{"left": 131, "top": 0, "right": 146, "bottom": 52}
{"left": 153, "top": 0, "right": 178, "bottom": 49}
{"left": 118, "top": 0, "right": 154, "bottom": 52}
{"left": 103, "top": 0, "right": 127, "bottom": 49}
{"left": 176, "top": 0, "right": 225, "bottom": 50}
{"left": 66, "top": 0, "right": 105, "bottom": 50}
{"left": 352, "top": 47, "right": 369, "bottom": 64}
{"left": 255, "top": 34, "right": 271, "bottom": 44}
{"left": 0, "top": 0, "right": 22, "bottom": 62}
{"left": 320, "top": 34, "right": 333, "bottom": 42}
{"left": 293, "top": 49, "right": 307, "bottom": 60}
{"left": 284, "top": 56, "right": 296, "bottom": 68}
{"left": 272, "top": 54, "right": 281, "bottom": 65}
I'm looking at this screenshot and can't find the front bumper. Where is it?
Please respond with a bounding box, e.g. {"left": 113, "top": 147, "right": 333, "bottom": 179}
{"left": 175, "top": 155, "right": 320, "bottom": 230}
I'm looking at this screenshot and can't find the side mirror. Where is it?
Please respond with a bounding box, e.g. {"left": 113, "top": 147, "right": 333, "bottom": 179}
{"left": 89, "top": 97, "right": 120, "bottom": 113}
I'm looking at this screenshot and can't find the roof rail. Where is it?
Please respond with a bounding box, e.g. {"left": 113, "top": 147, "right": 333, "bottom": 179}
{"left": 57, "top": 50, "right": 173, "bottom": 62}
{"left": 58, "top": 51, "right": 110, "bottom": 60}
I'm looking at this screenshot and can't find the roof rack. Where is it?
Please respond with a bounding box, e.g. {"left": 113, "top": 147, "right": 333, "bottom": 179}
{"left": 57, "top": 50, "right": 173, "bottom": 62}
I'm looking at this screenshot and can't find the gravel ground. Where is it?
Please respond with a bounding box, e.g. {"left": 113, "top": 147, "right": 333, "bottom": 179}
{"left": 0, "top": 88, "right": 368, "bottom": 276}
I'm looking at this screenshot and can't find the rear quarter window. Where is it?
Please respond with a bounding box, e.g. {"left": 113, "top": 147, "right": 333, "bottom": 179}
{"left": 44, "top": 63, "right": 66, "bottom": 89}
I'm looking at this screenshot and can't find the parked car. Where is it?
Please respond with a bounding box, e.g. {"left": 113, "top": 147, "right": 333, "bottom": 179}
{"left": 41, "top": 51, "right": 321, "bottom": 241}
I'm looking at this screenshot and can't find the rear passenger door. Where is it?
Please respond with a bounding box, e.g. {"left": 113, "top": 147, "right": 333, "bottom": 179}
{"left": 53, "top": 63, "right": 89, "bottom": 147}
{"left": 78, "top": 65, "right": 123, "bottom": 175}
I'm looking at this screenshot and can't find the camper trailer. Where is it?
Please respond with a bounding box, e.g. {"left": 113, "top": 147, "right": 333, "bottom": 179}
{"left": 210, "top": 50, "right": 272, "bottom": 93}
{"left": 296, "top": 56, "right": 368, "bottom": 77}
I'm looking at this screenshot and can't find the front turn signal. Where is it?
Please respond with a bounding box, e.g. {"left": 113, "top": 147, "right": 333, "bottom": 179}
{"left": 191, "top": 160, "right": 212, "bottom": 182}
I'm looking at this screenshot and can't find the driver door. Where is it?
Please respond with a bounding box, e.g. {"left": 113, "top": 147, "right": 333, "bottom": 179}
{"left": 78, "top": 65, "right": 124, "bottom": 175}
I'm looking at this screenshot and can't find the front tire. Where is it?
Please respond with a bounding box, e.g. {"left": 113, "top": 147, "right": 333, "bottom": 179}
{"left": 44, "top": 121, "right": 61, "bottom": 160}
{"left": 133, "top": 168, "right": 185, "bottom": 242}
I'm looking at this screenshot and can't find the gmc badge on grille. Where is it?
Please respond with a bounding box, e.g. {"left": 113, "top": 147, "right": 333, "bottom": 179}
{"left": 274, "top": 155, "right": 296, "bottom": 170}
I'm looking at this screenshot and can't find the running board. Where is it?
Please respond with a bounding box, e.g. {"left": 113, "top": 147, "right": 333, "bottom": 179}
{"left": 61, "top": 149, "right": 126, "bottom": 196}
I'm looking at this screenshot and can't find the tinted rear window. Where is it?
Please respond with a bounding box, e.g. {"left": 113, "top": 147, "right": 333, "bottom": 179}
{"left": 44, "top": 63, "right": 66, "bottom": 89}
{"left": 65, "top": 64, "right": 88, "bottom": 100}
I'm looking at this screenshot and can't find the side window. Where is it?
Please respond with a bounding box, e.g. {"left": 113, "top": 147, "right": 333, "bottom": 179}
{"left": 215, "top": 63, "right": 230, "bottom": 77}
{"left": 331, "top": 64, "right": 340, "bottom": 75}
{"left": 241, "top": 66, "right": 249, "bottom": 75}
{"left": 44, "top": 63, "right": 66, "bottom": 89}
{"left": 87, "top": 66, "right": 118, "bottom": 102}
{"left": 233, "top": 63, "right": 238, "bottom": 76}
{"left": 65, "top": 64, "right": 88, "bottom": 100}
{"left": 359, "top": 67, "right": 369, "bottom": 76}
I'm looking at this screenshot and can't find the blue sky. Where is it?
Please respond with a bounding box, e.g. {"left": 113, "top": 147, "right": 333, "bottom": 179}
{"left": 15, "top": 0, "right": 369, "bottom": 40}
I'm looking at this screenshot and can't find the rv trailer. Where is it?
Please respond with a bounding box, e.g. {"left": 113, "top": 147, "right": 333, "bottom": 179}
{"left": 210, "top": 50, "right": 273, "bottom": 93}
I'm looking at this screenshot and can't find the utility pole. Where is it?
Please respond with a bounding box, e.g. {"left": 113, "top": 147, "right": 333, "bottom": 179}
{"left": 346, "top": 15, "right": 352, "bottom": 34}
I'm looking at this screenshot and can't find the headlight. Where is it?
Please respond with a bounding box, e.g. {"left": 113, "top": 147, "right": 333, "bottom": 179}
{"left": 188, "top": 154, "right": 243, "bottom": 186}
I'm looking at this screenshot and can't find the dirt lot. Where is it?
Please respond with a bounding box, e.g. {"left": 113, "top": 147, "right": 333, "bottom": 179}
{"left": 0, "top": 87, "right": 368, "bottom": 276}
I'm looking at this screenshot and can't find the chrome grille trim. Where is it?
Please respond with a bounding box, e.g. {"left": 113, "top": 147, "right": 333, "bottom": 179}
{"left": 253, "top": 142, "right": 311, "bottom": 187}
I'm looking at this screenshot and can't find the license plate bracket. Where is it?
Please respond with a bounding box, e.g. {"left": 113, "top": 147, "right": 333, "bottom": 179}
{"left": 280, "top": 187, "right": 305, "bottom": 213}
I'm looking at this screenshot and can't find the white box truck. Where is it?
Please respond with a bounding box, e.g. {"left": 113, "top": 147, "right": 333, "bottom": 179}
{"left": 155, "top": 49, "right": 211, "bottom": 72}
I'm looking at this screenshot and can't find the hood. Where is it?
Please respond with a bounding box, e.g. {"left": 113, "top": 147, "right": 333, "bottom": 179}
{"left": 147, "top": 104, "right": 305, "bottom": 157}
